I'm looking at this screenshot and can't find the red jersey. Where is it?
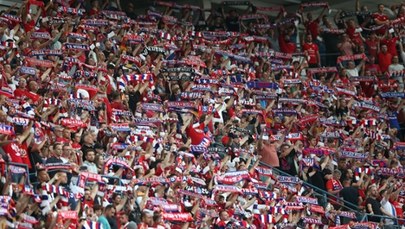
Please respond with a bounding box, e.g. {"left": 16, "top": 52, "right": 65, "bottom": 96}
{"left": 25, "top": 91, "right": 41, "bottom": 103}
{"left": 377, "top": 52, "right": 392, "bottom": 73}
{"left": 13, "top": 88, "right": 28, "bottom": 99}
{"left": 305, "top": 19, "right": 320, "bottom": 39}
{"left": 372, "top": 13, "right": 388, "bottom": 35}
{"left": 326, "top": 178, "right": 343, "bottom": 205}
{"left": 302, "top": 42, "right": 319, "bottom": 65}
{"left": 346, "top": 27, "right": 363, "bottom": 45}
{"left": 381, "top": 37, "right": 399, "bottom": 56}
{"left": 110, "top": 101, "right": 127, "bottom": 110}
{"left": 278, "top": 34, "right": 296, "bottom": 54}
{"left": 392, "top": 200, "right": 404, "bottom": 225}
{"left": 365, "top": 39, "right": 379, "bottom": 58}
{"left": 186, "top": 123, "right": 206, "bottom": 145}
{"left": 23, "top": 20, "right": 36, "bottom": 32}
{"left": 2, "top": 141, "right": 32, "bottom": 169}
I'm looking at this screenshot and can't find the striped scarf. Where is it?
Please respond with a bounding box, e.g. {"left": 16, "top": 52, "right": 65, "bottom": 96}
{"left": 0, "top": 124, "right": 14, "bottom": 135}
{"left": 42, "top": 184, "right": 71, "bottom": 198}
{"left": 81, "top": 221, "right": 102, "bottom": 229}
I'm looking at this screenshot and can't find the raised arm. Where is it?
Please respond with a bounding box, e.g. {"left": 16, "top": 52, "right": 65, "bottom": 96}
{"left": 356, "top": 0, "right": 361, "bottom": 12}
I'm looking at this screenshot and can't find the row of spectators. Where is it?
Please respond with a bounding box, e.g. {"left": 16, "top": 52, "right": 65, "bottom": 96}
{"left": 0, "top": 0, "right": 403, "bottom": 229}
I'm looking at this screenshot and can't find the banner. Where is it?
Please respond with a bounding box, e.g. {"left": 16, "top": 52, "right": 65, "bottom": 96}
{"left": 337, "top": 53, "right": 367, "bottom": 64}
{"left": 278, "top": 176, "right": 300, "bottom": 184}
{"left": 181, "top": 92, "right": 203, "bottom": 100}
{"left": 380, "top": 92, "right": 405, "bottom": 98}
{"left": 45, "top": 163, "right": 72, "bottom": 172}
{"left": 278, "top": 98, "right": 306, "bottom": 104}
{"left": 64, "top": 43, "right": 90, "bottom": 51}
{"left": 353, "top": 102, "right": 380, "bottom": 112}
{"left": 58, "top": 6, "right": 85, "bottom": 16}
{"left": 104, "top": 157, "right": 134, "bottom": 172}
{"left": 296, "top": 196, "right": 318, "bottom": 205}
{"left": 322, "top": 28, "right": 345, "bottom": 34}
{"left": 25, "top": 57, "right": 54, "bottom": 68}
{"left": 142, "top": 46, "right": 166, "bottom": 56}
{"left": 82, "top": 19, "right": 109, "bottom": 26}
{"left": 134, "top": 177, "right": 169, "bottom": 186}
{"left": 303, "top": 217, "right": 323, "bottom": 225}
{"left": 31, "top": 32, "right": 51, "bottom": 39}
{"left": 162, "top": 213, "right": 193, "bottom": 222}
{"left": 101, "top": 10, "right": 127, "bottom": 20}
{"left": 306, "top": 67, "right": 338, "bottom": 75}
{"left": 255, "top": 167, "right": 273, "bottom": 177}
{"left": 247, "top": 81, "right": 278, "bottom": 89}
{"left": 298, "top": 115, "right": 319, "bottom": 126}
{"left": 214, "top": 185, "right": 242, "bottom": 193}
{"left": 77, "top": 172, "right": 104, "bottom": 188}
{"left": 31, "top": 49, "right": 63, "bottom": 57}
{"left": 338, "top": 211, "right": 356, "bottom": 219}
{"left": 110, "top": 123, "right": 131, "bottom": 132}
{"left": 141, "top": 103, "right": 164, "bottom": 113}
{"left": 340, "top": 11, "right": 371, "bottom": 18}
{"left": 0, "top": 124, "right": 14, "bottom": 135}
{"left": 2, "top": 14, "right": 21, "bottom": 23}
{"left": 300, "top": 2, "right": 329, "bottom": 9}
{"left": 340, "top": 151, "right": 368, "bottom": 159}
{"left": 160, "top": 67, "right": 196, "bottom": 81}
{"left": 167, "top": 101, "right": 195, "bottom": 111}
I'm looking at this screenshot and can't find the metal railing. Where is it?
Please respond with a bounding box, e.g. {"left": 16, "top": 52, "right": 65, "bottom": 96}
{"left": 258, "top": 161, "right": 403, "bottom": 227}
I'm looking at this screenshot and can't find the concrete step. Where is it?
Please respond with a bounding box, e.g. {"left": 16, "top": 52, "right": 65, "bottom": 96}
{"left": 0, "top": 0, "right": 23, "bottom": 12}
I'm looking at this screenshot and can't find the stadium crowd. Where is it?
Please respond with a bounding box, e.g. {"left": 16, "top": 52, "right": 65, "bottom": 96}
{"left": 0, "top": 0, "right": 403, "bottom": 228}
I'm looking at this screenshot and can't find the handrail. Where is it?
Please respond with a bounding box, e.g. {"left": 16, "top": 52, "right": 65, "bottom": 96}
{"left": 259, "top": 161, "right": 360, "bottom": 212}
{"left": 360, "top": 213, "right": 401, "bottom": 223}
{"left": 258, "top": 161, "right": 402, "bottom": 224}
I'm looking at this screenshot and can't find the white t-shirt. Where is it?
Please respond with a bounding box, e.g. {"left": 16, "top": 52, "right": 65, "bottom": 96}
{"left": 388, "top": 63, "right": 404, "bottom": 73}
{"left": 380, "top": 198, "right": 396, "bottom": 225}
{"left": 346, "top": 67, "right": 360, "bottom": 77}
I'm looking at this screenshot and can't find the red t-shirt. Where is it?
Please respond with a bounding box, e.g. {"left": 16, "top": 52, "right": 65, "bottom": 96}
{"left": 326, "top": 179, "right": 343, "bottom": 204}
{"left": 110, "top": 101, "right": 127, "bottom": 110}
{"left": 391, "top": 200, "right": 404, "bottom": 224}
{"left": 346, "top": 27, "right": 363, "bottom": 45}
{"left": 13, "top": 88, "right": 27, "bottom": 99}
{"left": 55, "top": 137, "right": 70, "bottom": 144}
{"left": 365, "top": 39, "right": 379, "bottom": 58}
{"left": 305, "top": 19, "right": 320, "bottom": 39}
{"left": 302, "top": 42, "right": 319, "bottom": 65}
{"left": 372, "top": 13, "right": 389, "bottom": 35}
{"left": 381, "top": 37, "right": 399, "bottom": 56}
{"left": 377, "top": 52, "right": 392, "bottom": 73}
{"left": 88, "top": 8, "right": 99, "bottom": 16}
{"left": 278, "top": 34, "right": 297, "bottom": 54}
{"left": 138, "top": 155, "right": 150, "bottom": 171}
{"left": 2, "top": 141, "right": 32, "bottom": 169}
{"left": 82, "top": 199, "right": 94, "bottom": 210}
{"left": 186, "top": 123, "right": 205, "bottom": 145}
{"left": 23, "top": 20, "right": 36, "bottom": 32}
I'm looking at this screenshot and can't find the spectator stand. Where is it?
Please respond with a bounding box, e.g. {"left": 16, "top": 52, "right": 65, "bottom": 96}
{"left": 0, "top": 0, "right": 402, "bottom": 228}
